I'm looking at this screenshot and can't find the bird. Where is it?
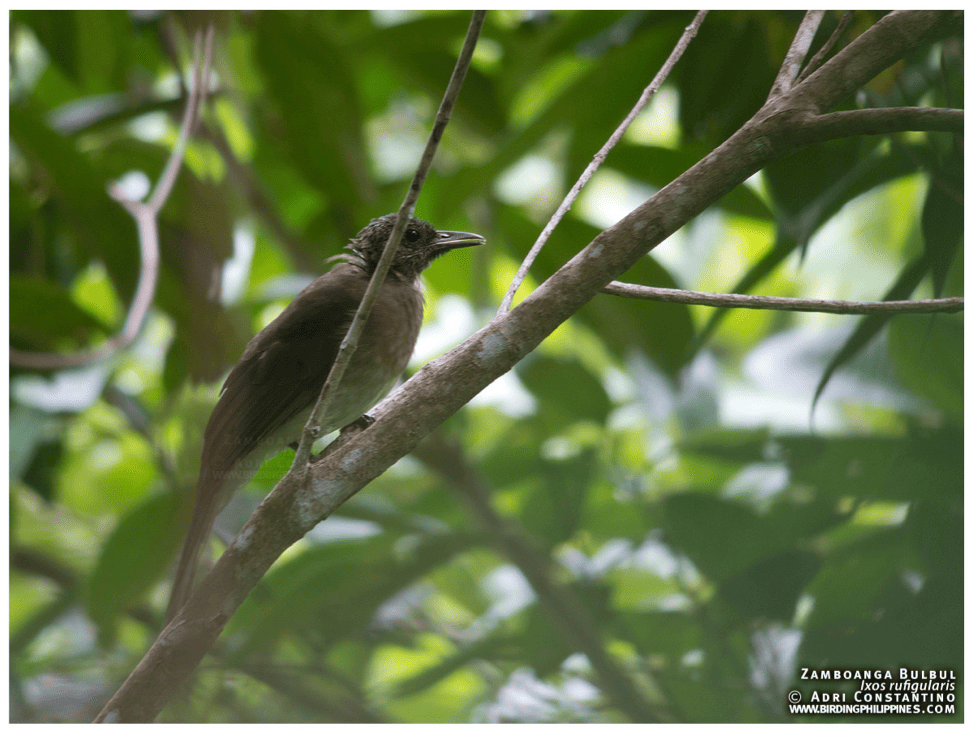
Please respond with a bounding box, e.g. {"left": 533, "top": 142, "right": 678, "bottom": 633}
{"left": 166, "top": 213, "right": 485, "bottom": 623}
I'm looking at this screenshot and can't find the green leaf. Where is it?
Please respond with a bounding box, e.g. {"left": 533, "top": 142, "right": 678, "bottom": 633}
{"left": 665, "top": 671, "right": 762, "bottom": 723}
{"left": 766, "top": 137, "right": 867, "bottom": 222}
{"left": 905, "top": 498, "right": 962, "bottom": 579}
{"left": 497, "top": 206, "right": 695, "bottom": 374}
{"left": 84, "top": 492, "right": 184, "bottom": 646}
{"left": 583, "top": 251, "right": 696, "bottom": 375}
{"left": 518, "top": 355, "right": 611, "bottom": 423}
{"left": 802, "top": 527, "right": 907, "bottom": 627}
{"left": 155, "top": 170, "right": 240, "bottom": 383}
{"left": 675, "top": 12, "right": 781, "bottom": 146}
{"left": 719, "top": 549, "right": 820, "bottom": 621}
{"left": 519, "top": 448, "right": 598, "bottom": 548}
{"left": 495, "top": 11, "right": 633, "bottom": 106}
{"left": 613, "top": 609, "right": 701, "bottom": 659}
{"left": 689, "top": 144, "right": 927, "bottom": 358}
{"left": 811, "top": 256, "right": 928, "bottom": 412}
{"left": 607, "top": 144, "right": 772, "bottom": 220}
{"left": 229, "top": 531, "right": 482, "bottom": 657}
{"left": 579, "top": 481, "right": 648, "bottom": 543}
{"left": 14, "top": 10, "right": 81, "bottom": 84}
{"left": 438, "top": 21, "right": 684, "bottom": 215}
{"left": 10, "top": 275, "right": 108, "bottom": 350}
{"left": 800, "top": 498, "right": 963, "bottom": 670}
{"left": 9, "top": 406, "right": 63, "bottom": 485}
{"left": 517, "top": 581, "right": 612, "bottom": 677}
{"left": 377, "top": 635, "right": 484, "bottom": 722}
{"left": 609, "top": 566, "right": 680, "bottom": 611}
{"left": 678, "top": 427, "right": 770, "bottom": 464}
{"left": 477, "top": 417, "right": 547, "bottom": 490}
{"left": 254, "top": 12, "right": 373, "bottom": 214}
{"left": 663, "top": 494, "right": 779, "bottom": 583}
{"left": 778, "top": 429, "right": 962, "bottom": 502}
{"left": 390, "top": 632, "right": 508, "bottom": 699}
{"left": 920, "top": 154, "right": 963, "bottom": 297}
{"left": 21, "top": 440, "right": 66, "bottom": 503}
{"left": 686, "top": 231, "right": 796, "bottom": 359}
{"left": 362, "top": 31, "right": 504, "bottom": 135}
{"left": 10, "top": 105, "right": 139, "bottom": 300}
{"left": 888, "top": 314, "right": 963, "bottom": 420}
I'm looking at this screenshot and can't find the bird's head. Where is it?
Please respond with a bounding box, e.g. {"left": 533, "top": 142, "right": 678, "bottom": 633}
{"left": 346, "top": 213, "right": 485, "bottom": 280}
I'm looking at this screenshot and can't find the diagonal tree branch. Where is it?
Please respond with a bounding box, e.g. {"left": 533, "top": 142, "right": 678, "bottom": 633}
{"left": 92, "top": 10, "right": 960, "bottom": 723}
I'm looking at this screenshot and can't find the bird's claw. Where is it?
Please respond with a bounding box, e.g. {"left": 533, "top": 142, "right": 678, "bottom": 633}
{"left": 343, "top": 413, "right": 375, "bottom": 435}
{"left": 310, "top": 414, "right": 375, "bottom": 463}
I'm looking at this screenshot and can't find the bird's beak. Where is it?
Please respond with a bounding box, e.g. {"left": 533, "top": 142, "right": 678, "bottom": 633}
{"left": 433, "top": 230, "right": 486, "bottom": 252}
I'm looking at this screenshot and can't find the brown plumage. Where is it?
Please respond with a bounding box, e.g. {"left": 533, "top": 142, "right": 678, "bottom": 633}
{"left": 167, "top": 214, "right": 484, "bottom": 623}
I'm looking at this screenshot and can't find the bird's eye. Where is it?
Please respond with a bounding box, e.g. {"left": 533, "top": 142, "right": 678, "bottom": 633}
{"left": 405, "top": 228, "right": 420, "bottom": 243}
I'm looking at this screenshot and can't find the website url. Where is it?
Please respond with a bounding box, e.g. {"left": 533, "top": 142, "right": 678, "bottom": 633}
{"left": 789, "top": 703, "right": 955, "bottom": 715}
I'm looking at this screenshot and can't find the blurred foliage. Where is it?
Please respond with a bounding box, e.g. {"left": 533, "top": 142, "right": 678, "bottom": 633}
{"left": 9, "top": 9, "right": 963, "bottom": 723}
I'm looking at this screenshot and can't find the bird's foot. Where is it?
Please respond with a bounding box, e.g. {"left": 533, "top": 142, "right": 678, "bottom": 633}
{"left": 309, "top": 414, "right": 375, "bottom": 463}
{"left": 343, "top": 413, "right": 375, "bottom": 434}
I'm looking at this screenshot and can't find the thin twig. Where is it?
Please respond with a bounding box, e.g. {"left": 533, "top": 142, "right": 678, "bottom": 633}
{"left": 767, "top": 11, "right": 825, "bottom": 100}
{"left": 291, "top": 10, "right": 488, "bottom": 469}
{"left": 602, "top": 281, "right": 964, "bottom": 314}
{"left": 796, "top": 106, "right": 963, "bottom": 144}
{"left": 9, "top": 27, "right": 215, "bottom": 371}
{"left": 797, "top": 11, "right": 855, "bottom": 84}
{"left": 148, "top": 25, "right": 214, "bottom": 213}
{"left": 497, "top": 10, "right": 708, "bottom": 314}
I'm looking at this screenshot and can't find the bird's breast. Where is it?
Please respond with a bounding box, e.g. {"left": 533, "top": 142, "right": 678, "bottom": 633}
{"left": 309, "top": 276, "right": 424, "bottom": 435}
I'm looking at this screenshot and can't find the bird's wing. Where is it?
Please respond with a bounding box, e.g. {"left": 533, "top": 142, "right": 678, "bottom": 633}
{"left": 201, "top": 266, "right": 368, "bottom": 474}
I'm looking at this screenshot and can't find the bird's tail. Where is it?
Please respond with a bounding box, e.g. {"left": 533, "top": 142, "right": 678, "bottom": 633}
{"left": 165, "top": 473, "right": 223, "bottom": 625}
